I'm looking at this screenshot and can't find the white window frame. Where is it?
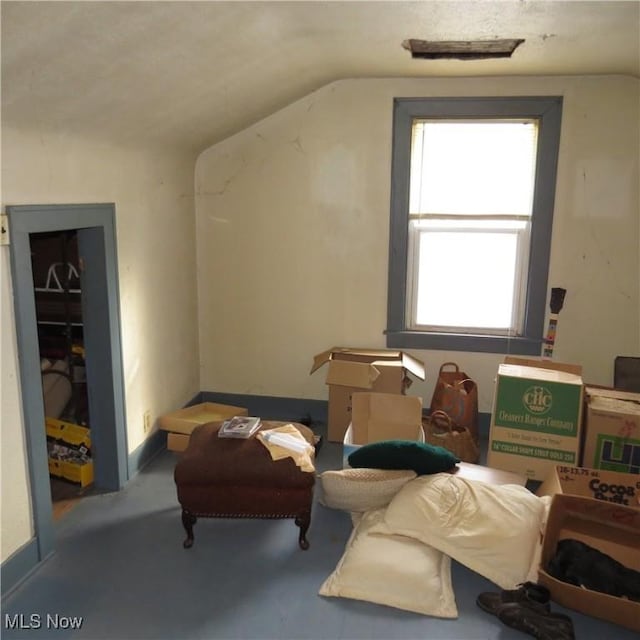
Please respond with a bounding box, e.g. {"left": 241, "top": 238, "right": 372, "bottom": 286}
{"left": 386, "top": 97, "right": 563, "bottom": 354}
{"left": 406, "top": 216, "right": 531, "bottom": 335}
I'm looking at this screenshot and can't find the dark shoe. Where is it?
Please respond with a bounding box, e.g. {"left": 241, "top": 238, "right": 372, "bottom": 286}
{"left": 476, "top": 581, "right": 551, "bottom": 615}
{"left": 497, "top": 602, "right": 575, "bottom": 640}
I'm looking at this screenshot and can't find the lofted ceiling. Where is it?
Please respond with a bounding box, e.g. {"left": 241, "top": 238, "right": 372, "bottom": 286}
{"left": 2, "top": 1, "right": 639, "bottom": 154}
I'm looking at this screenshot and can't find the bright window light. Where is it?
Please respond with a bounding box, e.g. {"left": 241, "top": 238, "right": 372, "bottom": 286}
{"left": 414, "top": 229, "right": 520, "bottom": 329}
{"left": 406, "top": 119, "right": 538, "bottom": 335}
{"left": 410, "top": 121, "right": 538, "bottom": 216}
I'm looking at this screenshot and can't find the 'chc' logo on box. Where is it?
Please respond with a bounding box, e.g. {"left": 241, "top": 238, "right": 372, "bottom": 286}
{"left": 523, "top": 386, "right": 553, "bottom": 415}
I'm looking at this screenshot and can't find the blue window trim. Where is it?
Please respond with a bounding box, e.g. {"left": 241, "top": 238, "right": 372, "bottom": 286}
{"left": 386, "top": 96, "right": 563, "bottom": 355}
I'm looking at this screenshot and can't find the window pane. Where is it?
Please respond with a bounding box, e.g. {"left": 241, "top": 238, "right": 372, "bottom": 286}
{"left": 410, "top": 121, "right": 538, "bottom": 216}
{"left": 414, "top": 230, "right": 519, "bottom": 330}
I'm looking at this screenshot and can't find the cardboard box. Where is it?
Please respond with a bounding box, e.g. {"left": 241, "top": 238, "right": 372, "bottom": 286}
{"left": 537, "top": 464, "right": 640, "bottom": 509}
{"left": 342, "top": 392, "right": 424, "bottom": 466}
{"left": 582, "top": 386, "right": 640, "bottom": 474}
{"left": 343, "top": 422, "right": 425, "bottom": 468}
{"left": 310, "top": 347, "right": 426, "bottom": 442}
{"left": 538, "top": 494, "right": 640, "bottom": 632}
{"left": 159, "top": 402, "right": 248, "bottom": 435}
{"left": 159, "top": 402, "right": 248, "bottom": 451}
{"left": 350, "top": 392, "right": 423, "bottom": 445}
{"left": 487, "top": 358, "right": 584, "bottom": 481}
{"left": 167, "top": 432, "right": 190, "bottom": 452}
{"left": 504, "top": 356, "right": 582, "bottom": 376}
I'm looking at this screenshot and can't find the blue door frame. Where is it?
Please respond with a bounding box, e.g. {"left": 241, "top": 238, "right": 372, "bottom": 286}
{"left": 6, "top": 203, "right": 128, "bottom": 563}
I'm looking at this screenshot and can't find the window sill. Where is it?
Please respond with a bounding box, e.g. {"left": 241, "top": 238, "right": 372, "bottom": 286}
{"left": 385, "top": 330, "right": 542, "bottom": 355}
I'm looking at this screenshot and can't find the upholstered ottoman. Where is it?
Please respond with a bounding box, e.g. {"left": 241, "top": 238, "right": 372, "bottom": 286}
{"left": 174, "top": 420, "right": 316, "bottom": 550}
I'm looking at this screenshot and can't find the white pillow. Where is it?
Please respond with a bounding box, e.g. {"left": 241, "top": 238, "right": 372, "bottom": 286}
{"left": 319, "top": 508, "right": 458, "bottom": 618}
{"left": 369, "top": 473, "right": 545, "bottom": 590}
{"left": 318, "top": 468, "right": 417, "bottom": 512}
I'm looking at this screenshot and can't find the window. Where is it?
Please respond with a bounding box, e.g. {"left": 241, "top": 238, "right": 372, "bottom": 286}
{"left": 386, "top": 97, "right": 563, "bottom": 354}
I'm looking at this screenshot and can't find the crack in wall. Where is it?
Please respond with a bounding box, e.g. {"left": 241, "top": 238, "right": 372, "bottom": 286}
{"left": 289, "top": 135, "right": 305, "bottom": 155}
{"left": 197, "top": 156, "right": 248, "bottom": 197}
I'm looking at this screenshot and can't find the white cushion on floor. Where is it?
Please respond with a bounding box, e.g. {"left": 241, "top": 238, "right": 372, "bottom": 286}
{"left": 369, "top": 473, "right": 545, "bottom": 590}
{"left": 319, "top": 508, "right": 458, "bottom": 618}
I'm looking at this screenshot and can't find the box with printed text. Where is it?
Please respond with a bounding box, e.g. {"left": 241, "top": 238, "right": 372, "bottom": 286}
{"left": 537, "top": 464, "right": 640, "bottom": 510}
{"left": 487, "top": 358, "right": 583, "bottom": 481}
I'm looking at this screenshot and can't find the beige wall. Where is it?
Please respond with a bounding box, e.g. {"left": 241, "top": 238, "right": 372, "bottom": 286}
{"left": 1, "top": 126, "right": 199, "bottom": 562}
{"left": 195, "top": 75, "right": 639, "bottom": 412}
{"left": 2, "top": 73, "right": 638, "bottom": 566}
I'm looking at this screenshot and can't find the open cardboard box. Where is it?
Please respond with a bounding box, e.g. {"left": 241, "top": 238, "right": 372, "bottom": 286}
{"left": 310, "top": 347, "right": 425, "bottom": 442}
{"left": 538, "top": 493, "right": 640, "bottom": 632}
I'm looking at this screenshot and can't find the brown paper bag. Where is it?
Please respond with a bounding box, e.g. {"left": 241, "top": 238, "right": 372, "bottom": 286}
{"left": 429, "top": 362, "right": 479, "bottom": 444}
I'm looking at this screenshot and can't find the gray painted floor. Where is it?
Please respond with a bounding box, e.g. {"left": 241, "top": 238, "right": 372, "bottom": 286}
{"left": 2, "top": 430, "right": 637, "bottom": 640}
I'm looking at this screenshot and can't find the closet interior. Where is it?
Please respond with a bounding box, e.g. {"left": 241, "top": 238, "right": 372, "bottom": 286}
{"left": 30, "top": 230, "right": 94, "bottom": 518}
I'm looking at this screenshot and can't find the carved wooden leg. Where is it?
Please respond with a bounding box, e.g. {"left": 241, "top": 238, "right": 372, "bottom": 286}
{"left": 182, "top": 509, "right": 197, "bottom": 549}
{"left": 295, "top": 509, "right": 311, "bottom": 550}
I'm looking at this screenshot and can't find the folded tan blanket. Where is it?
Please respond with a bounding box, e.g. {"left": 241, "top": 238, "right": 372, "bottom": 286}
{"left": 257, "top": 424, "right": 315, "bottom": 473}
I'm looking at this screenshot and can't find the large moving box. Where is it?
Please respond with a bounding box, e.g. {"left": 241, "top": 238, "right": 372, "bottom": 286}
{"left": 159, "top": 402, "right": 248, "bottom": 452}
{"left": 487, "top": 358, "right": 583, "bottom": 481}
{"left": 310, "top": 347, "right": 425, "bottom": 442}
{"left": 582, "top": 386, "right": 640, "bottom": 474}
{"left": 538, "top": 494, "right": 640, "bottom": 632}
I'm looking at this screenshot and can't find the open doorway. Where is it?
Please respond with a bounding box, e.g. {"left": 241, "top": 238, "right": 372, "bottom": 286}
{"left": 7, "top": 203, "right": 128, "bottom": 562}
{"left": 30, "top": 230, "right": 94, "bottom": 520}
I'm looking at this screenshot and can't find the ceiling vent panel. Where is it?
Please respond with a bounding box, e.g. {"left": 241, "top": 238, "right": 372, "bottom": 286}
{"left": 402, "top": 39, "right": 525, "bottom": 60}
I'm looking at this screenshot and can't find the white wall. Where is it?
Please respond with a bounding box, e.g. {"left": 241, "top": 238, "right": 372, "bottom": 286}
{"left": 1, "top": 126, "right": 199, "bottom": 562}
{"left": 1, "top": 247, "right": 33, "bottom": 560}
{"left": 195, "top": 75, "right": 639, "bottom": 413}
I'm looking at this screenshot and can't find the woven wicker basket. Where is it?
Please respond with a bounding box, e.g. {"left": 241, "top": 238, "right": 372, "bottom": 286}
{"left": 423, "top": 410, "right": 480, "bottom": 464}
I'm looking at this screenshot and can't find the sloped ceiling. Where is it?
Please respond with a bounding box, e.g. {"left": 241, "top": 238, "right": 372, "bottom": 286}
{"left": 2, "top": 1, "right": 639, "bottom": 154}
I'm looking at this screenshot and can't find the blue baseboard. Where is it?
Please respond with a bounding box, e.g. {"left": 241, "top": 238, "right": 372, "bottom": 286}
{"left": 199, "top": 390, "right": 492, "bottom": 438}
{"left": 200, "top": 391, "right": 329, "bottom": 427}
{"left": 1, "top": 538, "right": 41, "bottom": 599}
{"left": 127, "top": 426, "right": 168, "bottom": 478}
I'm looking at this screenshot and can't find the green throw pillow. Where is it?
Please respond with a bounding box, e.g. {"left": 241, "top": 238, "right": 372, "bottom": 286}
{"left": 348, "top": 440, "right": 460, "bottom": 476}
